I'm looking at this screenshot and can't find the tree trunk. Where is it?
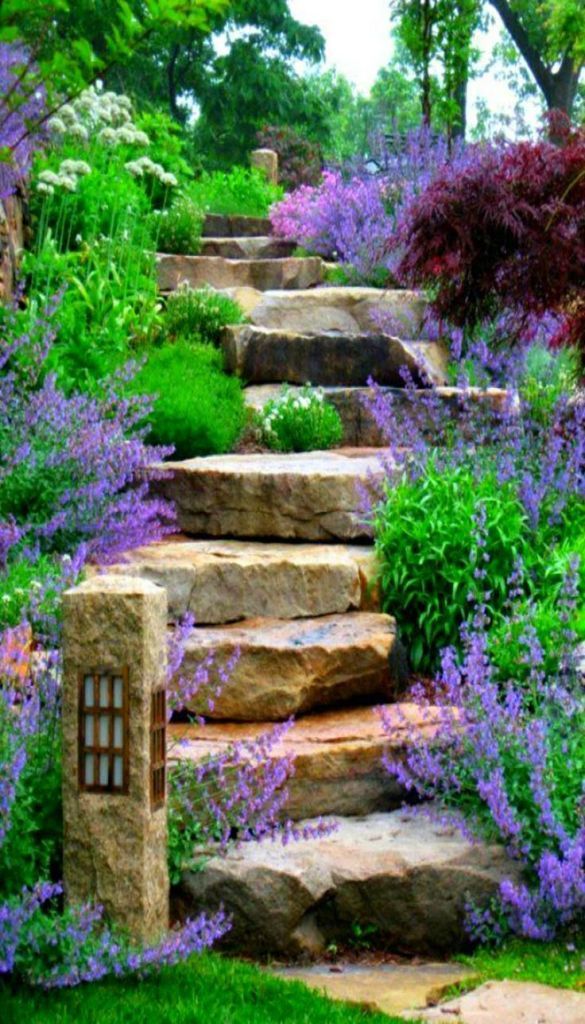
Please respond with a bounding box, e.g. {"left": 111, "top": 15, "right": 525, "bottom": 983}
{"left": 452, "top": 73, "right": 468, "bottom": 138}
{"left": 487, "top": 0, "right": 582, "bottom": 119}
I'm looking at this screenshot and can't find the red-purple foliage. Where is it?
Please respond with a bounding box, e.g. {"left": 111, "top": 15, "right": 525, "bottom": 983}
{"left": 397, "top": 117, "right": 585, "bottom": 360}
{"left": 256, "top": 123, "right": 323, "bottom": 189}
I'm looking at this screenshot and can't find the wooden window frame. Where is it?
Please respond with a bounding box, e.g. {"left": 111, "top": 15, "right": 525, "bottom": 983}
{"left": 78, "top": 667, "right": 130, "bottom": 794}
{"left": 150, "top": 687, "right": 166, "bottom": 809}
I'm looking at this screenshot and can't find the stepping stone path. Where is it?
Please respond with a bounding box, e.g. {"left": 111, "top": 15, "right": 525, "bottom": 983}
{"left": 115, "top": 212, "right": 518, "bottom": 959}
{"left": 403, "top": 980, "right": 585, "bottom": 1024}
{"left": 274, "top": 963, "right": 474, "bottom": 1018}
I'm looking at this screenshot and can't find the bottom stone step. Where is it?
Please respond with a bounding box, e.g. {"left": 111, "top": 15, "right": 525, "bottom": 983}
{"left": 170, "top": 704, "right": 437, "bottom": 820}
{"left": 174, "top": 808, "right": 518, "bottom": 958}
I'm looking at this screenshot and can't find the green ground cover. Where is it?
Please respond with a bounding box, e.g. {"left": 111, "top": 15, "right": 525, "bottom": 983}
{"left": 457, "top": 938, "right": 585, "bottom": 993}
{"left": 0, "top": 953, "right": 405, "bottom": 1024}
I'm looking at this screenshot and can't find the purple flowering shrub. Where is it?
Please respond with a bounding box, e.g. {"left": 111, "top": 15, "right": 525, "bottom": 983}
{"left": 0, "top": 43, "right": 46, "bottom": 199}
{"left": 368, "top": 333, "right": 585, "bottom": 674}
{"left": 0, "top": 882, "right": 230, "bottom": 987}
{"left": 271, "top": 170, "right": 395, "bottom": 284}
{"left": 0, "top": 299, "right": 175, "bottom": 631}
{"left": 270, "top": 125, "right": 459, "bottom": 283}
{"left": 380, "top": 592, "right": 584, "bottom": 941}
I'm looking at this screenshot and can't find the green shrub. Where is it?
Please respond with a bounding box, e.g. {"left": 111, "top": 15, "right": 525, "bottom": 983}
{"left": 373, "top": 458, "right": 583, "bottom": 673}
{"left": 164, "top": 286, "right": 247, "bottom": 345}
{"left": 130, "top": 341, "right": 245, "bottom": 458}
{"left": 187, "top": 166, "right": 283, "bottom": 217}
{"left": 155, "top": 195, "right": 203, "bottom": 255}
{"left": 375, "top": 462, "right": 523, "bottom": 671}
{"left": 257, "top": 385, "right": 343, "bottom": 452}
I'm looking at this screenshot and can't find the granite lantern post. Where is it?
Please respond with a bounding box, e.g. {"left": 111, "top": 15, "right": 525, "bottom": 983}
{"left": 62, "top": 575, "right": 169, "bottom": 943}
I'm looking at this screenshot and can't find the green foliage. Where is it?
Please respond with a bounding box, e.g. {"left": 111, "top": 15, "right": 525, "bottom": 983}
{"left": 129, "top": 341, "right": 245, "bottom": 459}
{"left": 0, "top": 953, "right": 400, "bottom": 1024}
{"left": 187, "top": 166, "right": 283, "bottom": 217}
{"left": 155, "top": 195, "right": 203, "bottom": 255}
{"left": 374, "top": 458, "right": 583, "bottom": 673}
{"left": 164, "top": 286, "right": 247, "bottom": 344}
{"left": 519, "top": 344, "right": 579, "bottom": 426}
{"left": 457, "top": 937, "right": 585, "bottom": 992}
{"left": 0, "top": 1, "right": 229, "bottom": 143}
{"left": 0, "top": 555, "right": 68, "bottom": 632}
{"left": 257, "top": 386, "right": 343, "bottom": 453}
{"left": 0, "top": 701, "right": 61, "bottom": 897}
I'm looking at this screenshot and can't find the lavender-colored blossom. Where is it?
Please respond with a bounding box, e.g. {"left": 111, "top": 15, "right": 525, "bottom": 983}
{"left": 0, "top": 44, "right": 47, "bottom": 198}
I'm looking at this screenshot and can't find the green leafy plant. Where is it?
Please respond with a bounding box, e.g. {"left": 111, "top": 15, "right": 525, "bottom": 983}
{"left": 164, "top": 285, "right": 247, "bottom": 345}
{"left": 257, "top": 385, "right": 343, "bottom": 453}
{"left": 187, "top": 166, "right": 283, "bottom": 217}
{"left": 155, "top": 194, "right": 203, "bottom": 255}
{"left": 374, "top": 457, "right": 583, "bottom": 673}
{"left": 129, "top": 341, "right": 245, "bottom": 459}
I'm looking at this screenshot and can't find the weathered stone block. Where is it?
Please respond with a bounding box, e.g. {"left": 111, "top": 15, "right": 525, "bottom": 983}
{"left": 62, "top": 575, "right": 169, "bottom": 943}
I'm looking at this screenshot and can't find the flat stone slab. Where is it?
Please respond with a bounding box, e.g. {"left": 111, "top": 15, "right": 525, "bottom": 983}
{"left": 248, "top": 287, "right": 427, "bottom": 336}
{"left": 202, "top": 214, "right": 272, "bottom": 237}
{"left": 155, "top": 449, "right": 387, "bottom": 542}
{"left": 275, "top": 963, "right": 473, "bottom": 1017}
{"left": 171, "top": 704, "right": 441, "bottom": 820}
{"left": 403, "top": 980, "right": 585, "bottom": 1023}
{"left": 200, "top": 236, "right": 297, "bottom": 259}
{"left": 176, "top": 612, "right": 400, "bottom": 720}
{"left": 175, "top": 809, "right": 520, "bottom": 958}
{"left": 157, "top": 254, "right": 324, "bottom": 292}
{"left": 224, "top": 325, "right": 447, "bottom": 386}
{"left": 245, "top": 386, "right": 514, "bottom": 448}
{"left": 107, "top": 537, "right": 378, "bottom": 623}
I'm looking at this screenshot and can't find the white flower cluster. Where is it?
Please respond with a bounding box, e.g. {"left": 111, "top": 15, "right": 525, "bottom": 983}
{"left": 48, "top": 85, "right": 151, "bottom": 149}
{"left": 37, "top": 159, "right": 91, "bottom": 195}
{"left": 260, "top": 384, "right": 324, "bottom": 435}
{"left": 125, "top": 156, "right": 177, "bottom": 188}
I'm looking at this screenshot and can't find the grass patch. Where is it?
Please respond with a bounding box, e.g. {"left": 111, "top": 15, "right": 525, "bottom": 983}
{"left": 454, "top": 938, "right": 585, "bottom": 995}
{"left": 0, "top": 952, "right": 410, "bottom": 1024}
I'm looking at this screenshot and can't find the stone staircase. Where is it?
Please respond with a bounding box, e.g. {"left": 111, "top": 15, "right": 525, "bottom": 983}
{"left": 113, "top": 212, "right": 515, "bottom": 959}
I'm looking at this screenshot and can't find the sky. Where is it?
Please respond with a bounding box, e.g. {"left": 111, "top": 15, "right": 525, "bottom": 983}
{"left": 288, "top": 0, "right": 541, "bottom": 132}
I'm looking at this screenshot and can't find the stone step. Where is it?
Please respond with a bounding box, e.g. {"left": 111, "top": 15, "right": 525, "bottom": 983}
{"left": 245, "top": 385, "right": 514, "bottom": 448}
{"left": 275, "top": 963, "right": 473, "bottom": 1019}
{"left": 224, "top": 325, "right": 448, "bottom": 387}
{"left": 174, "top": 612, "right": 402, "bottom": 721}
{"left": 245, "top": 286, "right": 428, "bottom": 335}
{"left": 200, "top": 236, "right": 297, "bottom": 259}
{"left": 170, "top": 704, "right": 435, "bottom": 821}
{"left": 108, "top": 537, "right": 379, "bottom": 624}
{"left": 154, "top": 449, "right": 386, "bottom": 542}
{"left": 174, "top": 808, "right": 518, "bottom": 958}
{"left": 202, "top": 213, "right": 272, "bottom": 238}
{"left": 157, "top": 254, "right": 323, "bottom": 293}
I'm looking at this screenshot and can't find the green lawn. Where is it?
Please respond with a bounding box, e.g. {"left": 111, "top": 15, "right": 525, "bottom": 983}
{"left": 2, "top": 941, "right": 582, "bottom": 1023}
{"left": 0, "top": 953, "right": 411, "bottom": 1024}
{"left": 456, "top": 938, "right": 584, "bottom": 993}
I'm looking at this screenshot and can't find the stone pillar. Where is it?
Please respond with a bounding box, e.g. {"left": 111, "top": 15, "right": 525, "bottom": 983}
{"left": 250, "top": 148, "right": 279, "bottom": 185}
{"left": 62, "top": 575, "right": 169, "bottom": 943}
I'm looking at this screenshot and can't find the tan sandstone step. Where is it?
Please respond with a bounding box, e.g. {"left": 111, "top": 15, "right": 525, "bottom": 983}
{"left": 202, "top": 213, "right": 272, "bottom": 237}
{"left": 241, "top": 286, "right": 428, "bottom": 335}
{"left": 174, "top": 808, "right": 519, "bottom": 958}
{"left": 200, "top": 237, "right": 297, "bottom": 259}
{"left": 156, "top": 254, "right": 324, "bottom": 292}
{"left": 223, "top": 325, "right": 448, "bottom": 387}
{"left": 174, "top": 612, "right": 402, "bottom": 721}
{"left": 245, "top": 385, "right": 515, "bottom": 448}
{"left": 170, "top": 704, "right": 436, "bottom": 820}
{"left": 155, "top": 449, "right": 387, "bottom": 542}
{"left": 108, "top": 537, "right": 378, "bottom": 624}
